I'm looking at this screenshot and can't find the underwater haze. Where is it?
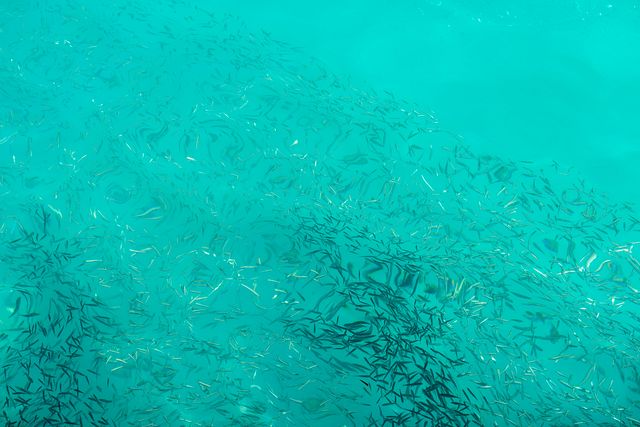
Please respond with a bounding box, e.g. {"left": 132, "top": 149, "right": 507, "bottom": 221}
{"left": 217, "top": 0, "right": 640, "bottom": 206}
{"left": 1, "top": 0, "right": 640, "bottom": 426}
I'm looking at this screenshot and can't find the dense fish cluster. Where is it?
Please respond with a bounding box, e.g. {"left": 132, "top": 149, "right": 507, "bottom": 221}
{"left": 1, "top": 0, "right": 639, "bottom": 425}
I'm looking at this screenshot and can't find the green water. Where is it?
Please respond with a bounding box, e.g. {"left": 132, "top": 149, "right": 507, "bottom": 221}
{"left": 1, "top": 1, "right": 640, "bottom": 426}
{"left": 217, "top": 0, "right": 640, "bottom": 206}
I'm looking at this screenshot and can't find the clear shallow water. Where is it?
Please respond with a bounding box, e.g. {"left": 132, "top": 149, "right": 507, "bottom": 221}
{"left": 1, "top": 1, "right": 640, "bottom": 426}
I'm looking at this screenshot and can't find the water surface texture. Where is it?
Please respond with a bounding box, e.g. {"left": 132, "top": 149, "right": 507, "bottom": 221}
{"left": 1, "top": 1, "right": 639, "bottom": 426}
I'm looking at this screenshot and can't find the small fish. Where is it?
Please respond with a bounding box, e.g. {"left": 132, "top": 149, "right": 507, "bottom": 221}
{"left": 8, "top": 296, "right": 21, "bottom": 317}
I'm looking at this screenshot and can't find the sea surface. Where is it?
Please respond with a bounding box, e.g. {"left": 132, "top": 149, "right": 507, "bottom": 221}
{"left": 1, "top": 1, "right": 639, "bottom": 426}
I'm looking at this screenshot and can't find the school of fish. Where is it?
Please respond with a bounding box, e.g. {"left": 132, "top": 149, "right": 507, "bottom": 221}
{"left": 0, "top": 0, "right": 639, "bottom": 425}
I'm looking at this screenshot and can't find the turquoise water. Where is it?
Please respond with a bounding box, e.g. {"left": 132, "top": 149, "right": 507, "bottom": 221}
{"left": 1, "top": 1, "right": 639, "bottom": 426}
{"left": 218, "top": 0, "right": 640, "bottom": 206}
